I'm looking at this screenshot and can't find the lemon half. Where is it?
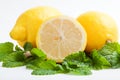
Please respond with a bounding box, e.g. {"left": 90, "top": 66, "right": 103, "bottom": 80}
{"left": 36, "top": 16, "right": 87, "bottom": 62}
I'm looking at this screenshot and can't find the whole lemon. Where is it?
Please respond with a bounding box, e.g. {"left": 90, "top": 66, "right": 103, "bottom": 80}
{"left": 10, "top": 6, "right": 61, "bottom": 47}
{"left": 77, "top": 11, "right": 118, "bottom": 52}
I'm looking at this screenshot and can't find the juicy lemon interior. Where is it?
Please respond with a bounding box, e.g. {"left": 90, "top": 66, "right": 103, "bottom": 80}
{"left": 36, "top": 16, "right": 87, "bottom": 62}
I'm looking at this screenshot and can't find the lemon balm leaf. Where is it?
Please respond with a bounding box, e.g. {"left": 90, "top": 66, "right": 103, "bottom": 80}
{"left": 0, "top": 42, "right": 14, "bottom": 61}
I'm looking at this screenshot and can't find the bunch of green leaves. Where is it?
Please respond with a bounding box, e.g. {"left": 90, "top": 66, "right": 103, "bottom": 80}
{"left": 0, "top": 42, "right": 14, "bottom": 61}
{"left": 89, "top": 42, "right": 120, "bottom": 69}
{"left": 1, "top": 42, "right": 120, "bottom": 75}
{"left": 0, "top": 42, "right": 35, "bottom": 67}
{"left": 97, "top": 42, "right": 120, "bottom": 68}
{"left": 27, "top": 51, "right": 93, "bottom": 75}
{"left": 61, "top": 51, "right": 92, "bottom": 75}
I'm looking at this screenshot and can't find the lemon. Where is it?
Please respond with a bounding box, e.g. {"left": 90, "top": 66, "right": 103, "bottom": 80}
{"left": 36, "top": 16, "right": 87, "bottom": 62}
{"left": 77, "top": 11, "right": 118, "bottom": 52}
{"left": 10, "top": 6, "right": 61, "bottom": 47}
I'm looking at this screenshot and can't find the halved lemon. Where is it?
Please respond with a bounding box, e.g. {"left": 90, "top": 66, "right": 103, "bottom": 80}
{"left": 36, "top": 16, "right": 87, "bottom": 62}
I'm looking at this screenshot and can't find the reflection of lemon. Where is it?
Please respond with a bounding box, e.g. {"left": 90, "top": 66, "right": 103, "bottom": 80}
{"left": 36, "top": 16, "right": 87, "bottom": 62}
{"left": 10, "top": 6, "right": 61, "bottom": 47}
{"left": 77, "top": 11, "right": 118, "bottom": 52}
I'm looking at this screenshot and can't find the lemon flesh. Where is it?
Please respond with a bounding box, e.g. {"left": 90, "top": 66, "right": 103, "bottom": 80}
{"left": 36, "top": 16, "right": 87, "bottom": 62}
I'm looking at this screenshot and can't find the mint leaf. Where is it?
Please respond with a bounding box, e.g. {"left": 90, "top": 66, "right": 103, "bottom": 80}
{"left": 2, "top": 61, "right": 25, "bottom": 67}
{"left": 31, "top": 48, "right": 46, "bottom": 58}
{"left": 3, "top": 51, "right": 25, "bottom": 62}
{"left": 60, "top": 61, "right": 92, "bottom": 75}
{"left": 55, "top": 64, "right": 66, "bottom": 73}
{"left": 90, "top": 50, "right": 111, "bottom": 69}
{"left": 68, "top": 66, "right": 92, "bottom": 75}
{"left": 26, "top": 58, "right": 45, "bottom": 69}
{"left": 26, "top": 63, "right": 39, "bottom": 70}
{"left": 23, "top": 42, "right": 33, "bottom": 51}
{"left": 98, "top": 42, "right": 120, "bottom": 68}
{"left": 38, "top": 60, "right": 57, "bottom": 70}
{"left": 32, "top": 69, "right": 56, "bottom": 75}
{"left": 61, "top": 51, "right": 92, "bottom": 75}
{"left": 2, "top": 51, "right": 25, "bottom": 67}
{"left": 0, "top": 42, "right": 14, "bottom": 61}
{"left": 26, "top": 59, "right": 57, "bottom": 70}
{"left": 15, "top": 45, "right": 23, "bottom": 51}
{"left": 64, "top": 51, "right": 92, "bottom": 67}
{"left": 27, "top": 59, "right": 58, "bottom": 75}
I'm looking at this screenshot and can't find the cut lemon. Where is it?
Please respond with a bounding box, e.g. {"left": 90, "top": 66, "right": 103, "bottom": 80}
{"left": 36, "top": 16, "right": 87, "bottom": 62}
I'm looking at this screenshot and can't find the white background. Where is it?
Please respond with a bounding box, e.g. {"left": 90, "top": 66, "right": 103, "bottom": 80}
{"left": 0, "top": 0, "right": 120, "bottom": 80}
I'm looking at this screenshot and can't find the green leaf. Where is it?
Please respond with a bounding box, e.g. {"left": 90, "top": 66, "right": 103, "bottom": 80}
{"left": 2, "top": 51, "right": 25, "bottom": 67}
{"left": 27, "top": 59, "right": 57, "bottom": 69}
{"left": 3, "top": 51, "right": 25, "bottom": 62}
{"left": 26, "top": 58, "right": 45, "bottom": 70}
{"left": 32, "top": 69, "right": 56, "bottom": 75}
{"left": 2, "top": 61, "right": 25, "bottom": 67}
{"left": 38, "top": 60, "right": 57, "bottom": 70}
{"left": 64, "top": 51, "right": 92, "bottom": 67}
{"left": 23, "top": 42, "right": 33, "bottom": 51}
{"left": 26, "top": 64, "right": 39, "bottom": 70}
{"left": 55, "top": 64, "right": 66, "bottom": 73}
{"left": 90, "top": 50, "right": 111, "bottom": 69}
{"left": 0, "top": 42, "right": 14, "bottom": 61}
{"left": 68, "top": 67, "right": 92, "bottom": 75}
{"left": 15, "top": 45, "right": 23, "bottom": 51}
{"left": 1, "top": 41, "right": 120, "bottom": 76}
{"left": 31, "top": 48, "right": 46, "bottom": 58}
{"left": 28, "top": 59, "right": 58, "bottom": 75}
{"left": 62, "top": 61, "right": 72, "bottom": 71}
{"left": 61, "top": 51, "right": 92, "bottom": 75}
{"left": 98, "top": 42, "right": 120, "bottom": 68}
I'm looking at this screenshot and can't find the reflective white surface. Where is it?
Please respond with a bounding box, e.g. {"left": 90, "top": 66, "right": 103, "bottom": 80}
{"left": 1, "top": 62, "right": 120, "bottom": 80}
{"left": 0, "top": 0, "right": 120, "bottom": 80}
